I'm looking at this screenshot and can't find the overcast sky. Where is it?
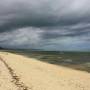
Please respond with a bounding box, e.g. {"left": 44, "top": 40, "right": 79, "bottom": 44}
{"left": 0, "top": 0, "right": 90, "bottom": 51}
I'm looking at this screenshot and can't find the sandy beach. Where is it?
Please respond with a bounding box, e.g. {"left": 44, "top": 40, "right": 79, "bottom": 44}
{"left": 0, "top": 52, "right": 90, "bottom": 90}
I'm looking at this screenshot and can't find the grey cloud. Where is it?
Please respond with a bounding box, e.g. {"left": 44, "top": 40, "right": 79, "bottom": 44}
{"left": 0, "top": 0, "right": 90, "bottom": 32}
{"left": 0, "top": 0, "right": 90, "bottom": 50}
{"left": 0, "top": 26, "right": 90, "bottom": 50}
{"left": 41, "top": 25, "right": 90, "bottom": 40}
{"left": 0, "top": 27, "right": 43, "bottom": 48}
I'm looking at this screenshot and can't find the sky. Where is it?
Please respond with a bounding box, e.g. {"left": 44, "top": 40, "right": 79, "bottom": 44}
{"left": 0, "top": 0, "right": 90, "bottom": 51}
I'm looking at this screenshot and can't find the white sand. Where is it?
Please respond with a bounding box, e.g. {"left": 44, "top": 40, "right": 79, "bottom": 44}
{"left": 0, "top": 52, "right": 90, "bottom": 90}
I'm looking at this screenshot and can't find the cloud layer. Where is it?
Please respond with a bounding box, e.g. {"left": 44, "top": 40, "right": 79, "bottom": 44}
{"left": 0, "top": 0, "right": 90, "bottom": 51}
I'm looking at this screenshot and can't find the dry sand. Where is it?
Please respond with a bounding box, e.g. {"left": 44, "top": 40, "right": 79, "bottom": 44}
{"left": 0, "top": 52, "right": 90, "bottom": 90}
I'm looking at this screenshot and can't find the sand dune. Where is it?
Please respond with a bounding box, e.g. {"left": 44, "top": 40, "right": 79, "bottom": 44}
{"left": 0, "top": 52, "right": 90, "bottom": 90}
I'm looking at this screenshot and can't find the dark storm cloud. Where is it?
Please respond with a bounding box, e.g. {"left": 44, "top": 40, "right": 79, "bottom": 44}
{"left": 41, "top": 28, "right": 90, "bottom": 39}
{"left": 0, "top": 0, "right": 90, "bottom": 32}
{"left": 0, "top": 0, "right": 90, "bottom": 50}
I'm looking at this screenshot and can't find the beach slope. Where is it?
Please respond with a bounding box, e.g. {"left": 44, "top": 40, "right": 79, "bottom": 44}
{"left": 0, "top": 52, "right": 90, "bottom": 90}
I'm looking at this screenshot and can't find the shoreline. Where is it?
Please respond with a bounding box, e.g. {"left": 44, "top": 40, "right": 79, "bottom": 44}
{"left": 0, "top": 52, "right": 90, "bottom": 90}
